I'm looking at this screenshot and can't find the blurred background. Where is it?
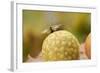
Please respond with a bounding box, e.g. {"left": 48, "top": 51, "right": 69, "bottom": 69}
{"left": 23, "top": 10, "right": 91, "bottom": 62}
